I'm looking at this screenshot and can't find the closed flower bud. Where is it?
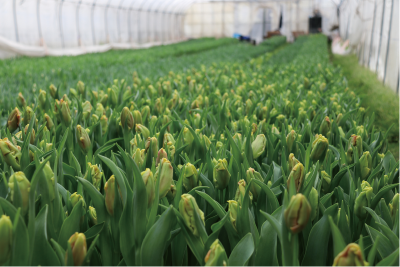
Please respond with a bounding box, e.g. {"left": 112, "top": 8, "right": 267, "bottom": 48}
{"left": 212, "top": 158, "right": 230, "bottom": 190}
{"left": 43, "top": 162, "right": 56, "bottom": 201}
{"left": 338, "top": 126, "right": 345, "bottom": 139}
{"left": 155, "top": 158, "right": 173, "bottom": 199}
{"left": 346, "top": 147, "right": 354, "bottom": 165}
{"left": 149, "top": 115, "right": 158, "bottom": 131}
{"left": 44, "top": 113, "right": 55, "bottom": 133}
{"left": 167, "top": 142, "right": 175, "bottom": 158}
{"left": 354, "top": 192, "right": 368, "bottom": 219}
{"left": 70, "top": 192, "right": 85, "bottom": 209}
{"left": 286, "top": 130, "right": 296, "bottom": 154}
{"left": 136, "top": 124, "right": 150, "bottom": 139}
{"left": 319, "top": 116, "right": 331, "bottom": 136}
{"left": 234, "top": 179, "right": 253, "bottom": 206}
{"left": 336, "top": 113, "right": 343, "bottom": 125}
{"left": 163, "top": 133, "right": 175, "bottom": 147}
{"left": 287, "top": 163, "right": 305, "bottom": 193}
{"left": 99, "top": 94, "right": 108, "bottom": 106}
{"left": 228, "top": 200, "right": 238, "bottom": 231}
{"left": 179, "top": 194, "right": 205, "bottom": 236}
{"left": 89, "top": 206, "right": 97, "bottom": 225}
{"left": 166, "top": 182, "right": 177, "bottom": 202}
{"left": 361, "top": 181, "right": 373, "bottom": 203}
{"left": 141, "top": 106, "right": 151, "bottom": 120}
{"left": 95, "top": 103, "right": 105, "bottom": 118}
{"left": 0, "top": 138, "right": 22, "bottom": 171}
{"left": 104, "top": 176, "right": 119, "bottom": 216}
{"left": 23, "top": 124, "right": 35, "bottom": 144}
{"left": 60, "top": 100, "right": 72, "bottom": 127}
{"left": 204, "top": 239, "right": 228, "bottom": 266}
{"left": 156, "top": 148, "right": 168, "bottom": 166}
{"left": 389, "top": 193, "right": 399, "bottom": 221}
{"left": 77, "top": 81, "right": 85, "bottom": 95}
{"left": 132, "top": 110, "right": 142, "bottom": 127}
{"left": 359, "top": 151, "right": 372, "bottom": 180}
{"left": 65, "top": 232, "right": 87, "bottom": 266}
{"left": 141, "top": 168, "right": 156, "bottom": 208}
{"left": 100, "top": 115, "right": 108, "bottom": 136}
{"left": 82, "top": 101, "right": 92, "bottom": 120}
{"left": 76, "top": 125, "right": 91, "bottom": 154}
{"left": 246, "top": 168, "right": 263, "bottom": 201}
{"left": 48, "top": 84, "right": 57, "bottom": 98}
{"left": 271, "top": 124, "right": 280, "bottom": 135}
{"left": 7, "top": 107, "right": 21, "bottom": 132}
{"left": 87, "top": 163, "right": 102, "bottom": 190}
{"left": 348, "top": 135, "right": 363, "bottom": 157}
{"left": 310, "top": 134, "right": 329, "bottom": 162}
{"left": 251, "top": 134, "right": 266, "bottom": 159}
{"left": 23, "top": 106, "right": 34, "bottom": 127}
{"left": 132, "top": 148, "right": 145, "bottom": 170}
{"left": 8, "top": 172, "right": 31, "bottom": 215}
{"left": 17, "top": 92, "right": 26, "bottom": 108}
{"left": 284, "top": 194, "right": 311, "bottom": 234}
{"left": 182, "top": 163, "right": 198, "bottom": 192}
{"left": 108, "top": 88, "right": 118, "bottom": 107}
{"left": 288, "top": 153, "right": 300, "bottom": 171}
{"left": 0, "top": 215, "right": 13, "bottom": 265}
{"left": 121, "top": 107, "right": 134, "bottom": 130}
{"left": 145, "top": 137, "right": 158, "bottom": 159}
{"left": 38, "top": 89, "right": 47, "bottom": 109}
{"left": 320, "top": 171, "right": 331, "bottom": 193}
{"left": 183, "top": 127, "right": 194, "bottom": 152}
{"left": 333, "top": 243, "right": 367, "bottom": 266}
{"left": 309, "top": 187, "right": 318, "bottom": 221}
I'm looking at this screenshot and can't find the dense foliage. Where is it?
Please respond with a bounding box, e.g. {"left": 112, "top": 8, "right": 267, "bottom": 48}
{"left": 0, "top": 35, "right": 398, "bottom": 266}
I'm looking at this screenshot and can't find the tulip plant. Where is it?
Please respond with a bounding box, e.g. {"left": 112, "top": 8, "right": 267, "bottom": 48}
{"left": 0, "top": 34, "right": 398, "bottom": 266}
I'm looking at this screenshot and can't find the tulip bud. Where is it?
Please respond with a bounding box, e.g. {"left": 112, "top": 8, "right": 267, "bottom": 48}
{"left": 359, "top": 151, "right": 372, "bottom": 180}
{"left": 108, "top": 88, "right": 118, "bottom": 107}
{"left": 77, "top": 81, "right": 85, "bottom": 95}
{"left": 88, "top": 206, "right": 97, "bottom": 225}
{"left": 8, "top": 172, "right": 31, "bottom": 215}
{"left": 286, "top": 130, "right": 296, "bottom": 154}
{"left": 43, "top": 113, "right": 55, "bottom": 133}
{"left": 333, "top": 243, "right": 367, "bottom": 266}
{"left": 136, "top": 124, "right": 150, "bottom": 139}
{"left": 132, "top": 148, "right": 145, "bottom": 170}
{"left": 156, "top": 148, "right": 168, "bottom": 166}
{"left": 348, "top": 135, "right": 363, "bottom": 157}
{"left": 100, "top": 115, "right": 108, "bottom": 136}
{"left": 42, "top": 162, "right": 56, "bottom": 201}
{"left": 70, "top": 193, "right": 85, "bottom": 209}
{"left": 95, "top": 103, "right": 105, "bottom": 118}
{"left": 389, "top": 193, "right": 399, "bottom": 221}
{"left": 338, "top": 126, "right": 345, "bottom": 139}
{"left": 271, "top": 124, "right": 280, "bottom": 135}
{"left": 82, "top": 101, "right": 92, "bottom": 120}
{"left": 23, "top": 124, "right": 35, "bottom": 144}
{"left": 69, "top": 88, "right": 78, "bottom": 98}
{"left": 321, "top": 171, "right": 331, "bottom": 193}
{"left": 204, "top": 239, "right": 228, "bottom": 266}
{"left": 179, "top": 194, "right": 205, "bottom": 236}
{"left": 99, "top": 94, "right": 108, "bottom": 106}
{"left": 7, "top": 107, "right": 21, "bottom": 132}
{"left": 182, "top": 163, "right": 199, "bottom": 192}
{"left": 23, "top": 106, "right": 35, "bottom": 127}
{"left": 141, "top": 168, "right": 156, "bottom": 208}
{"left": 310, "top": 134, "right": 329, "bottom": 162}
{"left": 212, "top": 158, "right": 230, "bottom": 190}
{"left": 166, "top": 181, "right": 177, "bottom": 202}
{"left": 183, "top": 127, "right": 194, "bottom": 152}
{"left": 0, "top": 138, "right": 22, "bottom": 171}
{"left": 246, "top": 168, "right": 263, "bottom": 201}
{"left": 319, "top": 116, "right": 331, "bottom": 136}
{"left": 145, "top": 137, "right": 158, "bottom": 159}
{"left": 48, "top": 84, "right": 57, "bottom": 99}
{"left": 60, "top": 100, "right": 72, "bottom": 127}
{"left": 287, "top": 163, "right": 305, "bottom": 193}
{"left": 156, "top": 158, "right": 174, "bottom": 198}
{"left": 288, "top": 153, "right": 300, "bottom": 171}
{"left": 133, "top": 110, "right": 142, "bottom": 127}
{"left": 227, "top": 200, "right": 238, "bottom": 231}
{"left": 17, "top": 92, "right": 26, "bottom": 108}
{"left": 38, "top": 89, "right": 47, "bottom": 109}
{"left": 354, "top": 192, "right": 368, "bottom": 219}
{"left": 0, "top": 215, "right": 13, "bottom": 265}
{"left": 309, "top": 187, "right": 318, "bottom": 221}
{"left": 121, "top": 107, "right": 134, "bottom": 130}
{"left": 76, "top": 125, "right": 91, "bottom": 154}
{"left": 65, "top": 232, "right": 87, "bottom": 266}
{"left": 284, "top": 194, "right": 311, "bottom": 234}
{"left": 104, "top": 176, "right": 118, "bottom": 216}
{"left": 361, "top": 181, "right": 373, "bottom": 203}
{"left": 163, "top": 133, "right": 175, "bottom": 147}
{"left": 166, "top": 142, "right": 175, "bottom": 158}
{"left": 234, "top": 179, "right": 253, "bottom": 206}
{"left": 87, "top": 163, "right": 102, "bottom": 190}
{"left": 251, "top": 134, "right": 266, "bottom": 159}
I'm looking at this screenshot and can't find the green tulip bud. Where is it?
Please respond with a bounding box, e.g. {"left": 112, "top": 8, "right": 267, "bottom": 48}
{"left": 333, "top": 243, "right": 367, "bottom": 266}
{"left": 319, "top": 116, "right": 331, "bottom": 136}
{"left": 0, "top": 215, "right": 13, "bottom": 265}
{"left": 8, "top": 172, "right": 31, "bottom": 215}
{"left": 251, "top": 134, "right": 266, "bottom": 159}
{"left": 181, "top": 163, "right": 198, "bottom": 192}
{"left": 163, "top": 133, "right": 175, "bottom": 147}
{"left": 104, "top": 176, "right": 118, "bottom": 216}
{"left": 246, "top": 168, "right": 263, "bottom": 201}
{"left": 286, "top": 130, "right": 296, "bottom": 154}
{"left": 23, "top": 106, "right": 34, "bottom": 127}
{"left": 348, "top": 134, "right": 363, "bottom": 157}
{"left": 287, "top": 163, "right": 305, "bottom": 193}
{"left": 65, "top": 232, "right": 87, "bottom": 266}
{"left": 354, "top": 192, "right": 368, "bottom": 219}
{"left": 0, "top": 138, "right": 22, "bottom": 171}
{"left": 70, "top": 192, "right": 85, "bottom": 209}
{"left": 132, "top": 148, "right": 145, "bottom": 170}
{"left": 76, "top": 125, "right": 91, "bottom": 154}
{"left": 100, "top": 115, "right": 108, "bottom": 136}
{"left": 44, "top": 113, "right": 55, "bottom": 133}
{"left": 77, "top": 81, "right": 85, "bottom": 95}
{"left": 204, "top": 239, "right": 228, "bottom": 266}
{"left": 88, "top": 206, "right": 97, "bottom": 225}
{"left": 359, "top": 152, "right": 372, "bottom": 180}
{"left": 136, "top": 124, "right": 150, "bottom": 139}
{"left": 309, "top": 187, "right": 318, "bottom": 221}
{"left": 87, "top": 163, "right": 102, "bottom": 190}
{"left": 133, "top": 110, "right": 142, "bottom": 127}
{"left": 7, "top": 107, "right": 21, "bottom": 132}
{"left": 361, "top": 181, "right": 373, "bottom": 204}
{"left": 38, "top": 89, "right": 47, "bottom": 109}
{"left": 141, "top": 168, "right": 156, "bottom": 208}
{"left": 166, "top": 182, "right": 177, "bottom": 202}
{"left": 48, "top": 84, "right": 57, "bottom": 98}
{"left": 121, "top": 107, "right": 134, "bottom": 130}
{"left": 17, "top": 92, "right": 26, "bottom": 108}
{"left": 108, "top": 88, "right": 118, "bottom": 107}
{"left": 99, "top": 94, "right": 108, "bottom": 106}
{"left": 69, "top": 88, "right": 78, "bottom": 98}
{"left": 156, "top": 148, "right": 168, "bottom": 166}
{"left": 167, "top": 142, "right": 175, "bottom": 158}
{"left": 338, "top": 126, "right": 345, "bottom": 139}
{"left": 234, "top": 179, "right": 253, "bottom": 206}
{"left": 310, "top": 134, "right": 329, "bottom": 162}
{"left": 271, "top": 124, "right": 280, "bottom": 135}
{"left": 212, "top": 158, "right": 230, "bottom": 190}
{"left": 60, "top": 100, "right": 72, "bottom": 127}
{"left": 346, "top": 147, "right": 354, "bottom": 165}
{"left": 288, "top": 153, "right": 300, "bottom": 171}
{"left": 179, "top": 194, "right": 205, "bottom": 236}
{"left": 284, "top": 194, "right": 311, "bottom": 234}
{"left": 183, "top": 127, "right": 194, "bottom": 152}
{"left": 389, "top": 193, "right": 399, "bottom": 221}
{"left": 321, "top": 171, "right": 331, "bottom": 193}
{"left": 42, "top": 162, "right": 56, "bottom": 201}
{"left": 156, "top": 158, "right": 174, "bottom": 199}
{"left": 95, "top": 103, "right": 105, "bottom": 118}
{"left": 228, "top": 200, "right": 238, "bottom": 231}
{"left": 145, "top": 137, "right": 158, "bottom": 159}
{"left": 141, "top": 105, "right": 151, "bottom": 120}
{"left": 82, "top": 101, "right": 92, "bottom": 120}
{"left": 149, "top": 116, "right": 158, "bottom": 132}
{"left": 23, "top": 124, "right": 35, "bottom": 144}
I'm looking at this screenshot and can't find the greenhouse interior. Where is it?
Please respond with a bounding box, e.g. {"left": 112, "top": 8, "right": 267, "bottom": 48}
{"left": 0, "top": 0, "right": 399, "bottom": 266}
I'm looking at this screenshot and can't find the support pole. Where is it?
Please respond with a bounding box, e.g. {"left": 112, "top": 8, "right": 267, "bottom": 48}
{"left": 368, "top": 0, "right": 377, "bottom": 68}
{"left": 375, "top": 0, "right": 386, "bottom": 74}
{"left": 91, "top": 0, "right": 96, "bottom": 45}
{"left": 37, "top": 0, "right": 43, "bottom": 43}
{"left": 59, "top": 0, "right": 65, "bottom": 48}
{"left": 13, "top": 0, "right": 19, "bottom": 42}
{"left": 76, "top": 0, "right": 82, "bottom": 46}
{"left": 383, "top": 0, "right": 394, "bottom": 84}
